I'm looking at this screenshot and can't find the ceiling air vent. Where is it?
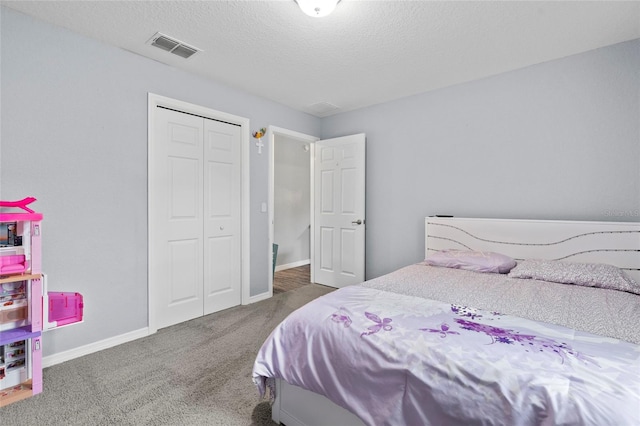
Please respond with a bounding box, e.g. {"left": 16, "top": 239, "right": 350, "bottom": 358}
{"left": 308, "top": 102, "right": 340, "bottom": 116}
{"left": 147, "top": 32, "right": 201, "bottom": 59}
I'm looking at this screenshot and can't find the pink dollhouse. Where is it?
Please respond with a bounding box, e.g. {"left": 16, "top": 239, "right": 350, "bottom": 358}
{"left": 0, "top": 197, "right": 83, "bottom": 406}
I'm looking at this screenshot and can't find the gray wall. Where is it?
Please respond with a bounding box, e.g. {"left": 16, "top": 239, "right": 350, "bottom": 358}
{"left": 322, "top": 39, "right": 640, "bottom": 280}
{"left": 274, "top": 135, "right": 311, "bottom": 267}
{"left": 0, "top": 7, "right": 320, "bottom": 356}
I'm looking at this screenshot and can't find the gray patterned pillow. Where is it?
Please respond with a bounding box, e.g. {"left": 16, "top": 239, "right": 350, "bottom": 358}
{"left": 508, "top": 260, "right": 640, "bottom": 295}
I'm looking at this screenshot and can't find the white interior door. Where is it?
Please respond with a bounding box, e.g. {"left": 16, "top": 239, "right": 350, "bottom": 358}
{"left": 203, "top": 119, "right": 242, "bottom": 314}
{"left": 313, "top": 134, "right": 366, "bottom": 288}
{"left": 153, "top": 107, "right": 204, "bottom": 328}
{"left": 153, "top": 106, "right": 242, "bottom": 329}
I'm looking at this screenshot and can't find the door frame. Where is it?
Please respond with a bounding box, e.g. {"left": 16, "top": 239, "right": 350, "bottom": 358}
{"left": 147, "top": 93, "right": 250, "bottom": 334}
{"left": 267, "top": 126, "right": 319, "bottom": 295}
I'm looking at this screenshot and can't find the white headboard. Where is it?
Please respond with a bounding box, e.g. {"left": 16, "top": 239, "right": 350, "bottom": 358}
{"left": 425, "top": 217, "right": 640, "bottom": 283}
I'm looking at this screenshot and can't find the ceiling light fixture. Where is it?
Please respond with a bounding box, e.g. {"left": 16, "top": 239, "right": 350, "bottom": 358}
{"left": 296, "top": 0, "right": 340, "bottom": 18}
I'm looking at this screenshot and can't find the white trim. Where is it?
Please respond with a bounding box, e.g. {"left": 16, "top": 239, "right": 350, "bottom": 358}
{"left": 241, "top": 115, "right": 251, "bottom": 307}
{"left": 275, "top": 259, "right": 310, "bottom": 272}
{"left": 43, "top": 328, "right": 149, "bottom": 368}
{"left": 247, "top": 291, "right": 273, "bottom": 305}
{"left": 147, "top": 93, "right": 250, "bottom": 335}
{"left": 267, "top": 126, "right": 319, "bottom": 298}
{"left": 309, "top": 139, "right": 316, "bottom": 284}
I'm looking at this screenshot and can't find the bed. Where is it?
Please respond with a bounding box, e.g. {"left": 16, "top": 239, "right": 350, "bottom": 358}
{"left": 253, "top": 217, "right": 640, "bottom": 426}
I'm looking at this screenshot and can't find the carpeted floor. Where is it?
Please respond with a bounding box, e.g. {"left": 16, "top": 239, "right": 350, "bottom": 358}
{"left": 1, "top": 283, "right": 334, "bottom": 425}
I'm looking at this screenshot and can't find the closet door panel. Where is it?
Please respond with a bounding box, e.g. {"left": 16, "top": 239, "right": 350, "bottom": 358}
{"left": 153, "top": 108, "right": 204, "bottom": 329}
{"left": 203, "top": 119, "right": 242, "bottom": 314}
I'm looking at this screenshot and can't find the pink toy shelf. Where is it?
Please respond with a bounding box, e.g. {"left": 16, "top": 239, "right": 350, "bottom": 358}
{"left": 46, "top": 291, "right": 84, "bottom": 328}
{"left": 0, "top": 197, "right": 44, "bottom": 406}
{"left": 1, "top": 197, "right": 85, "bottom": 406}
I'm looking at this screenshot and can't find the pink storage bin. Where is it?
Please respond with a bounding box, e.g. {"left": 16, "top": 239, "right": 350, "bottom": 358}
{"left": 0, "top": 255, "right": 26, "bottom": 274}
{"left": 48, "top": 292, "right": 83, "bottom": 326}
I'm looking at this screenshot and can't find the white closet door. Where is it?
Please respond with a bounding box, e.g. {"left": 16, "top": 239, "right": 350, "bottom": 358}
{"left": 152, "top": 107, "right": 242, "bottom": 329}
{"left": 203, "top": 119, "right": 242, "bottom": 314}
{"left": 153, "top": 107, "right": 204, "bottom": 329}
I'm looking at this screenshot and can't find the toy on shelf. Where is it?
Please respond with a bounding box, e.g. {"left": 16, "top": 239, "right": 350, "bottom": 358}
{"left": 0, "top": 197, "right": 42, "bottom": 278}
{"left": 0, "top": 197, "right": 38, "bottom": 214}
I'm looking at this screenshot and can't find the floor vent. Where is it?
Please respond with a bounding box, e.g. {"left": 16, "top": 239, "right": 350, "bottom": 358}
{"left": 147, "top": 32, "right": 201, "bottom": 59}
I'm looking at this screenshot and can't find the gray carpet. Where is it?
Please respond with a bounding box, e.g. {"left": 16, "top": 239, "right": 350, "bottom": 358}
{"left": 1, "top": 284, "right": 334, "bottom": 425}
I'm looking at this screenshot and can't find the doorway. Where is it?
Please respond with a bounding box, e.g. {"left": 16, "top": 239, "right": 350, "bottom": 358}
{"left": 274, "top": 134, "right": 311, "bottom": 267}
{"left": 268, "top": 127, "right": 318, "bottom": 295}
{"left": 268, "top": 128, "right": 367, "bottom": 294}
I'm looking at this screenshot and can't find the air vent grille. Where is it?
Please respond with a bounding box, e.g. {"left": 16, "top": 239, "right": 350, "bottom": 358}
{"left": 309, "top": 102, "right": 340, "bottom": 116}
{"left": 147, "top": 32, "right": 200, "bottom": 59}
{"left": 172, "top": 44, "right": 198, "bottom": 59}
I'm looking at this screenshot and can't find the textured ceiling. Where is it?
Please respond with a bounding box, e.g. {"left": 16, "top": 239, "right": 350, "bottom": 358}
{"left": 2, "top": 1, "right": 640, "bottom": 117}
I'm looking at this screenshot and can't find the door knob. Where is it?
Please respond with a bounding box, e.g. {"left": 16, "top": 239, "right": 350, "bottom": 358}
{"left": 351, "top": 219, "right": 363, "bottom": 225}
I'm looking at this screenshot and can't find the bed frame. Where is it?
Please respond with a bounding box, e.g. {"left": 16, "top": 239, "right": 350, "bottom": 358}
{"left": 425, "top": 217, "right": 640, "bottom": 283}
{"left": 270, "top": 217, "right": 640, "bottom": 426}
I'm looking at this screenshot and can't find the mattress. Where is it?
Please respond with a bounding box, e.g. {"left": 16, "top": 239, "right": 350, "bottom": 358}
{"left": 361, "top": 263, "right": 640, "bottom": 344}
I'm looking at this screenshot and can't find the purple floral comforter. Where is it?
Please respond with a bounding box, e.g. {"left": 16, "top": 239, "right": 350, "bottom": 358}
{"left": 253, "top": 285, "right": 640, "bottom": 425}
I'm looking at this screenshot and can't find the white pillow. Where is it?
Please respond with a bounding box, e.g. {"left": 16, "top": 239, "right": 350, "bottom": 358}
{"left": 425, "top": 250, "right": 517, "bottom": 274}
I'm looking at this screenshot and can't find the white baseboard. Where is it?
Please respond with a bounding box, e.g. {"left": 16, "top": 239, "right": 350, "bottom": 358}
{"left": 42, "top": 327, "right": 150, "bottom": 368}
{"left": 275, "top": 259, "right": 310, "bottom": 272}
{"left": 247, "top": 290, "right": 273, "bottom": 304}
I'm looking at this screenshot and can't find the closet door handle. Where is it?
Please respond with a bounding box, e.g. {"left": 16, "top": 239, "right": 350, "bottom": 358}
{"left": 351, "top": 219, "right": 363, "bottom": 225}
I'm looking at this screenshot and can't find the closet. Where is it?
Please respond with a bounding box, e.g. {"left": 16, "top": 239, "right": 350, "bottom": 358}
{"left": 151, "top": 105, "right": 242, "bottom": 329}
